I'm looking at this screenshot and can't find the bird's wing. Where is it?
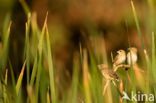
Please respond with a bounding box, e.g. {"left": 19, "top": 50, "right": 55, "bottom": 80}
{"left": 108, "top": 70, "right": 119, "bottom": 80}
{"left": 113, "top": 54, "right": 119, "bottom": 63}
{"left": 113, "top": 54, "right": 120, "bottom": 65}
{"left": 127, "top": 52, "right": 131, "bottom": 65}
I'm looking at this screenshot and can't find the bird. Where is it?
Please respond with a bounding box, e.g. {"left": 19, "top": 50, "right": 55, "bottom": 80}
{"left": 127, "top": 47, "right": 138, "bottom": 66}
{"left": 113, "top": 50, "right": 126, "bottom": 67}
{"left": 98, "top": 64, "right": 119, "bottom": 95}
{"left": 98, "top": 64, "right": 119, "bottom": 81}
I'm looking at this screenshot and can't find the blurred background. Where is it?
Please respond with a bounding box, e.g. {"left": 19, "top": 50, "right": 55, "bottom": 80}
{"left": 0, "top": 0, "right": 149, "bottom": 66}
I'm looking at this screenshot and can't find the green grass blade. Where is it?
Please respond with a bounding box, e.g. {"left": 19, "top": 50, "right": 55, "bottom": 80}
{"left": 1, "top": 15, "right": 11, "bottom": 68}
{"left": 19, "top": 0, "right": 30, "bottom": 15}
{"left": 4, "top": 69, "right": 8, "bottom": 85}
{"left": 46, "top": 25, "right": 57, "bottom": 103}
{"left": 35, "top": 54, "right": 42, "bottom": 102}
{"left": 35, "top": 12, "right": 48, "bottom": 102}
{"left": 25, "top": 15, "right": 31, "bottom": 85}
{"left": 151, "top": 32, "right": 156, "bottom": 80}
{"left": 9, "top": 60, "right": 16, "bottom": 87}
{"left": 27, "top": 85, "right": 36, "bottom": 103}
{"left": 30, "top": 55, "right": 38, "bottom": 86}
{"left": 16, "top": 61, "right": 26, "bottom": 95}
{"left": 131, "top": 0, "right": 145, "bottom": 49}
{"left": 71, "top": 54, "right": 80, "bottom": 103}
{"left": 47, "top": 87, "right": 50, "bottom": 103}
{"left": 38, "top": 12, "right": 48, "bottom": 55}
{"left": 147, "top": 0, "right": 155, "bottom": 31}
{"left": 82, "top": 49, "right": 91, "bottom": 103}
{"left": 90, "top": 55, "right": 103, "bottom": 103}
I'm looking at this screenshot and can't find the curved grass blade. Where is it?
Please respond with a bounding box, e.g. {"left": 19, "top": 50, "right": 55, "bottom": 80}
{"left": 19, "top": 0, "right": 30, "bottom": 15}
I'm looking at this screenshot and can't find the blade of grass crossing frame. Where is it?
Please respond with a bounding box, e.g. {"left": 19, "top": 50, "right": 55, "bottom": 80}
{"left": 45, "top": 25, "right": 57, "bottom": 103}
{"left": 71, "top": 54, "right": 79, "bottom": 103}
{"left": 35, "top": 53, "right": 42, "bottom": 102}
{"left": 8, "top": 60, "right": 16, "bottom": 102}
{"left": 38, "top": 12, "right": 48, "bottom": 55}
{"left": 83, "top": 49, "right": 91, "bottom": 103}
{"left": 152, "top": 32, "right": 156, "bottom": 97}
{"left": 3, "top": 21, "right": 11, "bottom": 60}
{"left": 143, "top": 49, "right": 151, "bottom": 93}
{"left": 2, "top": 15, "right": 11, "bottom": 68}
{"left": 131, "top": 0, "right": 145, "bottom": 49}
{"left": 147, "top": 0, "right": 155, "bottom": 31}
{"left": 16, "top": 61, "right": 26, "bottom": 95}
{"left": 30, "top": 55, "right": 38, "bottom": 86}
{"left": 35, "top": 12, "right": 48, "bottom": 102}
{"left": 90, "top": 54, "right": 103, "bottom": 103}
{"left": 47, "top": 87, "right": 50, "bottom": 103}
{"left": 27, "top": 85, "right": 36, "bottom": 103}
{"left": 25, "top": 15, "right": 31, "bottom": 84}
{"left": 19, "top": 0, "right": 30, "bottom": 15}
{"left": 9, "top": 60, "right": 16, "bottom": 87}
{"left": 152, "top": 32, "right": 156, "bottom": 80}
{"left": 0, "top": 18, "right": 11, "bottom": 94}
{"left": 4, "top": 69, "right": 8, "bottom": 85}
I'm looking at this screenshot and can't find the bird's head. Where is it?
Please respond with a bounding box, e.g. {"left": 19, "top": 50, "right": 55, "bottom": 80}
{"left": 128, "top": 47, "right": 137, "bottom": 53}
{"left": 117, "top": 50, "right": 126, "bottom": 55}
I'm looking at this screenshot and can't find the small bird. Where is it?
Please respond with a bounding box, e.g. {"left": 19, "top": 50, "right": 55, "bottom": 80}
{"left": 98, "top": 64, "right": 119, "bottom": 81}
{"left": 113, "top": 50, "right": 126, "bottom": 67}
{"left": 127, "top": 47, "right": 138, "bottom": 66}
{"left": 98, "top": 64, "right": 119, "bottom": 95}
